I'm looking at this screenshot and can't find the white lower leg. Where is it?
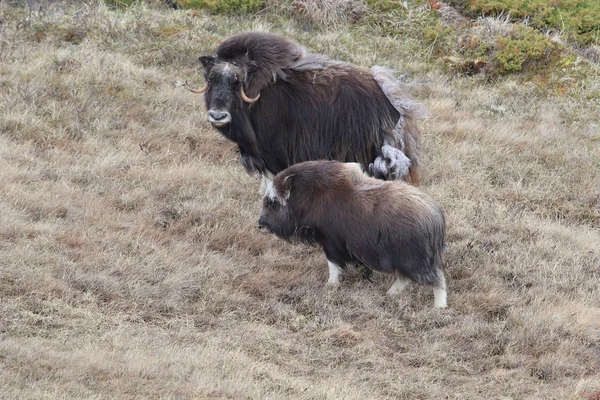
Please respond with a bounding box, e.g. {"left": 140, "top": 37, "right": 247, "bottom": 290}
{"left": 326, "top": 260, "right": 343, "bottom": 286}
{"left": 433, "top": 273, "right": 447, "bottom": 309}
{"left": 387, "top": 274, "right": 411, "bottom": 296}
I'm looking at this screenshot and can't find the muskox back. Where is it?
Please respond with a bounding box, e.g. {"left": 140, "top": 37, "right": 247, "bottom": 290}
{"left": 250, "top": 64, "right": 399, "bottom": 174}
{"left": 192, "top": 32, "right": 422, "bottom": 186}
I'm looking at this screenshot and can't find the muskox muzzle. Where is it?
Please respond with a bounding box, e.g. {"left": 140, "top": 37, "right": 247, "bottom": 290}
{"left": 257, "top": 223, "right": 271, "bottom": 234}
{"left": 257, "top": 212, "right": 273, "bottom": 234}
{"left": 207, "top": 109, "right": 231, "bottom": 127}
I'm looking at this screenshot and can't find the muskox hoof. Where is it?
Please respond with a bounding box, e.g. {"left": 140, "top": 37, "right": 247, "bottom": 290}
{"left": 360, "top": 265, "right": 374, "bottom": 283}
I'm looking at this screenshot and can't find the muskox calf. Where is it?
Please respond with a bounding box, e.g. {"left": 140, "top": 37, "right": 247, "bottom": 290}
{"left": 258, "top": 160, "right": 447, "bottom": 308}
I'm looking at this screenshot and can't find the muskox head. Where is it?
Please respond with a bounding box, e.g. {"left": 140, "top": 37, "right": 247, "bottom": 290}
{"left": 257, "top": 161, "right": 365, "bottom": 243}
{"left": 188, "top": 32, "right": 320, "bottom": 129}
{"left": 186, "top": 56, "right": 259, "bottom": 128}
{"left": 257, "top": 176, "right": 298, "bottom": 240}
{"left": 257, "top": 168, "right": 324, "bottom": 244}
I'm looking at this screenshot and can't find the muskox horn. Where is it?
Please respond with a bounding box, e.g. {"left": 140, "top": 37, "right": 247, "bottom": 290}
{"left": 185, "top": 81, "right": 208, "bottom": 94}
{"left": 240, "top": 85, "right": 260, "bottom": 103}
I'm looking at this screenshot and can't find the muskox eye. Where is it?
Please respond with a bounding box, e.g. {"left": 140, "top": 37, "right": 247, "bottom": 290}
{"left": 268, "top": 199, "right": 280, "bottom": 211}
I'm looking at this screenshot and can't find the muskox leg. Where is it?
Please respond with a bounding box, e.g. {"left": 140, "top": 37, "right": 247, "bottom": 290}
{"left": 326, "top": 260, "right": 344, "bottom": 286}
{"left": 433, "top": 272, "right": 448, "bottom": 309}
{"left": 386, "top": 272, "right": 411, "bottom": 296}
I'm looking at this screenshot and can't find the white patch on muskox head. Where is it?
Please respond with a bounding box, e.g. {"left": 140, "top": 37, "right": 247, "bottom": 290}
{"left": 258, "top": 171, "right": 275, "bottom": 195}
{"left": 265, "top": 174, "right": 293, "bottom": 205}
{"left": 264, "top": 179, "right": 278, "bottom": 201}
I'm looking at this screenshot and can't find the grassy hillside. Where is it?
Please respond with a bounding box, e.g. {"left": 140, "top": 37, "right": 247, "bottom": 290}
{"left": 1, "top": 1, "right": 599, "bottom": 399}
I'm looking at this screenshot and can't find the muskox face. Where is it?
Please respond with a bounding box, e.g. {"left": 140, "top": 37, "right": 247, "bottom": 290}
{"left": 197, "top": 56, "right": 259, "bottom": 128}
{"left": 257, "top": 180, "right": 305, "bottom": 241}
{"left": 258, "top": 195, "right": 295, "bottom": 239}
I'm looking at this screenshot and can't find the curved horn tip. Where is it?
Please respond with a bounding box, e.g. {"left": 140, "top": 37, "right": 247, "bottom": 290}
{"left": 240, "top": 86, "right": 260, "bottom": 103}
{"left": 185, "top": 81, "right": 208, "bottom": 94}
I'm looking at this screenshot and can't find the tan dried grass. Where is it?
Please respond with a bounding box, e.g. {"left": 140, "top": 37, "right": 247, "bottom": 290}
{"left": 0, "top": 1, "right": 599, "bottom": 399}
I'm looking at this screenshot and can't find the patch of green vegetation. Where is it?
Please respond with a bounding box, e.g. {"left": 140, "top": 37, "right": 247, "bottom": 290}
{"left": 173, "top": 0, "right": 264, "bottom": 14}
{"left": 364, "top": 0, "right": 405, "bottom": 12}
{"left": 364, "top": 0, "right": 439, "bottom": 40}
{"left": 446, "top": 0, "right": 600, "bottom": 45}
{"left": 425, "top": 20, "right": 570, "bottom": 78}
{"left": 489, "top": 25, "right": 560, "bottom": 73}
{"left": 104, "top": 0, "right": 138, "bottom": 8}
{"left": 153, "top": 24, "right": 187, "bottom": 37}
{"left": 423, "top": 21, "right": 456, "bottom": 54}
{"left": 103, "top": 0, "right": 263, "bottom": 13}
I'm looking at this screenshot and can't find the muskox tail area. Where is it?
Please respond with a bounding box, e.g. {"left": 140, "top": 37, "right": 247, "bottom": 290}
{"left": 403, "top": 249, "right": 447, "bottom": 308}
{"left": 432, "top": 270, "right": 448, "bottom": 309}
{"left": 430, "top": 211, "right": 448, "bottom": 308}
{"left": 397, "top": 208, "right": 447, "bottom": 308}
{"left": 370, "top": 66, "right": 423, "bottom": 185}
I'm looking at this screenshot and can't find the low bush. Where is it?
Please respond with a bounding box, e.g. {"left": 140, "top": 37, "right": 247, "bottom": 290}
{"left": 174, "top": 0, "right": 264, "bottom": 14}
{"left": 104, "top": 0, "right": 264, "bottom": 13}
{"left": 446, "top": 0, "right": 600, "bottom": 46}
{"left": 425, "top": 18, "right": 570, "bottom": 78}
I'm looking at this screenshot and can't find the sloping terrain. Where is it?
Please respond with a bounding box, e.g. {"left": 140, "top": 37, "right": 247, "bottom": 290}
{"left": 1, "top": 1, "right": 599, "bottom": 398}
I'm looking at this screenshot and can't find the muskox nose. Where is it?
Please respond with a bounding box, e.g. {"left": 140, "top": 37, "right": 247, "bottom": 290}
{"left": 257, "top": 223, "right": 271, "bottom": 234}
{"left": 207, "top": 110, "right": 231, "bottom": 126}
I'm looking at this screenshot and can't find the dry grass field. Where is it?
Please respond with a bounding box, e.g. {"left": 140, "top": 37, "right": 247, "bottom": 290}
{"left": 1, "top": 1, "right": 599, "bottom": 399}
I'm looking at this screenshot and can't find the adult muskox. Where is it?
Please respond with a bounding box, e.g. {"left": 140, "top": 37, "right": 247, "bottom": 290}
{"left": 187, "top": 31, "right": 422, "bottom": 189}
{"left": 257, "top": 160, "right": 447, "bottom": 308}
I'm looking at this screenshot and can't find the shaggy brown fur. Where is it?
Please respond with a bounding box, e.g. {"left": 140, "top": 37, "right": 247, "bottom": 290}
{"left": 258, "top": 161, "right": 447, "bottom": 308}
{"left": 195, "top": 31, "right": 422, "bottom": 185}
